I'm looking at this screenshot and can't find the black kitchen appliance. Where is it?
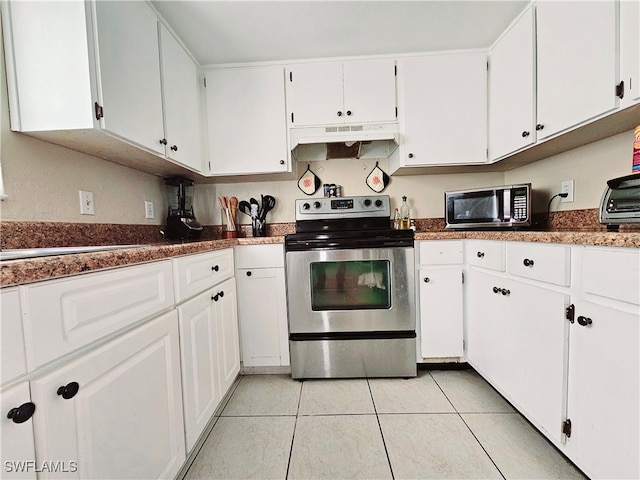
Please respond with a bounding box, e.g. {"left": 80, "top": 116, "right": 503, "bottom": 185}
{"left": 599, "top": 173, "right": 640, "bottom": 231}
{"left": 164, "top": 177, "right": 203, "bottom": 241}
{"left": 284, "top": 195, "right": 416, "bottom": 379}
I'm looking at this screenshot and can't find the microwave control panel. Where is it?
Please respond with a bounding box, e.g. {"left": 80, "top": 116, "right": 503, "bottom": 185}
{"left": 512, "top": 188, "right": 529, "bottom": 221}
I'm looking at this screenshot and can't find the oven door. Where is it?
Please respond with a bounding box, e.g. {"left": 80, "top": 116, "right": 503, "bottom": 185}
{"left": 285, "top": 246, "right": 415, "bottom": 334}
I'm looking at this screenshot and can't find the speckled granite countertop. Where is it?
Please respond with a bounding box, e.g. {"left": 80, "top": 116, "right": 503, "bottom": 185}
{"left": 2, "top": 231, "right": 638, "bottom": 288}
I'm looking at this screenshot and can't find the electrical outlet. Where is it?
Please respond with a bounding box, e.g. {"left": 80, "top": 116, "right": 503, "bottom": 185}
{"left": 79, "top": 190, "right": 95, "bottom": 215}
{"left": 560, "top": 180, "right": 574, "bottom": 203}
{"left": 145, "top": 200, "right": 154, "bottom": 219}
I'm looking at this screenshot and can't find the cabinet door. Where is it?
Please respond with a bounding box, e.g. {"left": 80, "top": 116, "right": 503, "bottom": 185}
{"left": 536, "top": 1, "right": 617, "bottom": 139}
{"left": 418, "top": 266, "right": 463, "bottom": 358}
{"left": 94, "top": 1, "right": 164, "bottom": 154}
{"left": 565, "top": 301, "right": 639, "bottom": 480}
{"left": 215, "top": 278, "right": 240, "bottom": 394}
{"left": 1, "top": 288, "right": 27, "bottom": 385}
{"left": 620, "top": 0, "right": 640, "bottom": 106}
{"left": 237, "top": 268, "right": 289, "bottom": 367}
{"left": 342, "top": 58, "right": 397, "bottom": 124}
{"left": 159, "top": 23, "right": 203, "bottom": 172}
{"left": 177, "top": 289, "right": 222, "bottom": 452}
{"left": 399, "top": 53, "right": 487, "bottom": 166}
{"left": 488, "top": 7, "right": 535, "bottom": 160}
{"left": 287, "top": 61, "right": 344, "bottom": 126}
{"left": 207, "top": 66, "right": 289, "bottom": 175}
{"left": 30, "top": 311, "right": 185, "bottom": 480}
{"left": 1, "top": 382, "right": 37, "bottom": 480}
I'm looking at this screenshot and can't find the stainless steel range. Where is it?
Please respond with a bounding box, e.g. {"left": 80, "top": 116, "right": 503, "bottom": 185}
{"left": 284, "top": 195, "right": 416, "bottom": 379}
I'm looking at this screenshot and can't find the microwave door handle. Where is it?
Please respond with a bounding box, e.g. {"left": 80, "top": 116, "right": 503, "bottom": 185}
{"left": 503, "top": 190, "right": 511, "bottom": 221}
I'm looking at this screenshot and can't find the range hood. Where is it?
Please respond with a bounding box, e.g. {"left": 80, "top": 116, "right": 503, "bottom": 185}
{"left": 290, "top": 122, "right": 399, "bottom": 161}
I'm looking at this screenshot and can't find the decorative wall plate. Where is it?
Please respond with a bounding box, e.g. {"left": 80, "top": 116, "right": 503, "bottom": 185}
{"left": 366, "top": 161, "right": 389, "bottom": 193}
{"left": 298, "top": 164, "right": 321, "bottom": 195}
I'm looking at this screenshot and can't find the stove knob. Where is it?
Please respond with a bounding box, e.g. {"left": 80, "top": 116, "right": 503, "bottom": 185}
{"left": 313, "top": 201, "right": 321, "bottom": 209}
{"left": 375, "top": 199, "right": 383, "bottom": 207}
{"left": 302, "top": 203, "right": 310, "bottom": 210}
{"left": 364, "top": 199, "right": 372, "bottom": 207}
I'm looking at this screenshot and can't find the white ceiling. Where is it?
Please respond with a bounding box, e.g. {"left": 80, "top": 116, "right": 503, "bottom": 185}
{"left": 151, "top": 1, "right": 529, "bottom": 66}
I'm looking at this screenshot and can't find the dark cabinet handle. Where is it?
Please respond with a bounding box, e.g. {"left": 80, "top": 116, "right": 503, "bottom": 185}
{"left": 337, "top": 111, "right": 343, "bottom": 117}
{"left": 493, "top": 286, "right": 500, "bottom": 293}
{"left": 501, "top": 288, "right": 511, "bottom": 296}
{"left": 246, "top": 271, "right": 252, "bottom": 277}
{"left": 408, "top": 153, "right": 414, "bottom": 159}
{"left": 536, "top": 124, "right": 544, "bottom": 131}
{"left": 7, "top": 402, "right": 36, "bottom": 424}
{"left": 346, "top": 110, "right": 352, "bottom": 116}
{"left": 170, "top": 145, "right": 178, "bottom": 152}
{"left": 212, "top": 265, "right": 219, "bottom": 272}
{"left": 616, "top": 80, "right": 624, "bottom": 99}
{"left": 523, "top": 258, "right": 534, "bottom": 267}
{"left": 57, "top": 382, "right": 79, "bottom": 400}
{"left": 477, "top": 251, "right": 485, "bottom": 258}
{"left": 159, "top": 138, "right": 167, "bottom": 145}
{"left": 279, "top": 160, "right": 285, "bottom": 165}
{"left": 522, "top": 131, "right": 530, "bottom": 137}
{"left": 219, "top": 291, "right": 224, "bottom": 298}
{"left": 577, "top": 316, "right": 593, "bottom": 327}
{"left": 212, "top": 291, "right": 224, "bottom": 302}
{"left": 423, "top": 277, "right": 430, "bottom": 283}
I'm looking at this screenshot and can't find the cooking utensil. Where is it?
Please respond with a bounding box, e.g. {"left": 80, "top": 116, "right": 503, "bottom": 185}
{"left": 260, "top": 195, "right": 276, "bottom": 220}
{"left": 239, "top": 200, "right": 252, "bottom": 217}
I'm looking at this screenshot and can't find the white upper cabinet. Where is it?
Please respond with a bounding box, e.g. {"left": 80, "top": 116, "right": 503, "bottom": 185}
{"left": 488, "top": 7, "right": 535, "bottom": 161}
{"left": 206, "top": 66, "right": 289, "bottom": 175}
{"left": 397, "top": 52, "right": 487, "bottom": 167}
{"left": 94, "top": 1, "right": 165, "bottom": 156}
{"left": 535, "top": 1, "right": 618, "bottom": 140}
{"left": 286, "top": 58, "right": 397, "bottom": 127}
{"left": 620, "top": 0, "right": 640, "bottom": 106}
{"left": 159, "top": 23, "right": 203, "bottom": 172}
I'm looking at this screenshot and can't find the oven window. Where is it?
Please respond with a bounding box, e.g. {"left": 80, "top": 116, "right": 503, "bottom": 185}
{"left": 310, "top": 260, "right": 391, "bottom": 311}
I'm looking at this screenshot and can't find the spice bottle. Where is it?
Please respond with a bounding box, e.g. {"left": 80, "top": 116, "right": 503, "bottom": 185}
{"left": 400, "top": 196, "right": 410, "bottom": 229}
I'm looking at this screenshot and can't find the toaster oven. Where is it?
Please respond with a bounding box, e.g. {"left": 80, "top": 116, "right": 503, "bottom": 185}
{"left": 599, "top": 174, "right": 640, "bottom": 231}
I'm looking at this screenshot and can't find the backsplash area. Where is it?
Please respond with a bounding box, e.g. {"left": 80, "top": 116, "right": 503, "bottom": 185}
{"left": 3, "top": 209, "right": 637, "bottom": 250}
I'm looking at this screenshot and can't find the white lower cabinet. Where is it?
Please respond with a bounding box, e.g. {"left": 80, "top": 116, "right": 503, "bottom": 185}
{"left": 564, "top": 300, "right": 639, "bottom": 480}
{"left": 177, "top": 276, "right": 240, "bottom": 452}
{"left": 465, "top": 269, "right": 569, "bottom": 443}
{"left": 29, "top": 310, "right": 185, "bottom": 480}
{"left": 1, "top": 382, "right": 37, "bottom": 480}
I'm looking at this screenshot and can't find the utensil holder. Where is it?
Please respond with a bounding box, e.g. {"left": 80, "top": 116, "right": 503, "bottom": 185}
{"left": 221, "top": 208, "right": 238, "bottom": 238}
{"left": 252, "top": 218, "right": 266, "bottom": 237}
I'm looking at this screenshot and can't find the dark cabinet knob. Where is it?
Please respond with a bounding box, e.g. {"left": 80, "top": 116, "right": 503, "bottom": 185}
{"left": 212, "top": 265, "right": 219, "bottom": 272}
{"left": 523, "top": 258, "right": 534, "bottom": 267}
{"left": 246, "top": 271, "right": 252, "bottom": 277}
{"left": 408, "top": 153, "right": 414, "bottom": 159}
{"left": 219, "top": 291, "right": 224, "bottom": 298}
{"left": 501, "top": 288, "right": 511, "bottom": 296}
{"left": 279, "top": 160, "right": 285, "bottom": 165}
{"left": 159, "top": 138, "right": 167, "bottom": 145}
{"left": 577, "top": 316, "right": 593, "bottom": 327}
{"left": 212, "top": 291, "right": 225, "bottom": 302}
{"left": 423, "top": 277, "right": 430, "bottom": 283}
{"left": 337, "top": 111, "right": 343, "bottom": 117}
{"left": 170, "top": 145, "right": 178, "bottom": 152}
{"left": 493, "top": 286, "right": 500, "bottom": 294}
{"left": 346, "top": 110, "right": 352, "bottom": 116}
{"left": 477, "top": 251, "right": 485, "bottom": 258}
{"left": 536, "top": 124, "right": 544, "bottom": 131}
{"left": 57, "top": 382, "right": 79, "bottom": 400}
{"left": 522, "top": 131, "right": 530, "bottom": 137}
{"left": 7, "top": 402, "right": 36, "bottom": 424}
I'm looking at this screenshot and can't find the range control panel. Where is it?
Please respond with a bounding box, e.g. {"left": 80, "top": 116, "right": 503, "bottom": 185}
{"left": 295, "top": 195, "right": 390, "bottom": 221}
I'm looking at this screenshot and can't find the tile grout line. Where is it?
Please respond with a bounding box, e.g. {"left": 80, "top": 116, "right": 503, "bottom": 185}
{"left": 428, "top": 371, "right": 507, "bottom": 480}
{"left": 367, "top": 378, "right": 396, "bottom": 480}
{"left": 284, "top": 379, "right": 304, "bottom": 480}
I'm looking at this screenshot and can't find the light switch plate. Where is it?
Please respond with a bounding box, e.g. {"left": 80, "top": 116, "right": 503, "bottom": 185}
{"left": 79, "top": 190, "right": 95, "bottom": 215}
{"left": 145, "top": 201, "right": 154, "bottom": 219}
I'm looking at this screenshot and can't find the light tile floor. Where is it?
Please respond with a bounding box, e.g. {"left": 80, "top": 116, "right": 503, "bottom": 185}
{"left": 184, "top": 369, "right": 586, "bottom": 480}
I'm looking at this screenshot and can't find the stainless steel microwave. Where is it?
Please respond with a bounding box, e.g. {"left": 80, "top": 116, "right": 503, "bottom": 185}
{"left": 445, "top": 184, "right": 533, "bottom": 229}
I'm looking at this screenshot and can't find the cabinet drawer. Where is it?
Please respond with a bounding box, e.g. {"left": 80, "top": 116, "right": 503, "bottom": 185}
{"left": 173, "top": 249, "right": 234, "bottom": 303}
{"left": 464, "top": 240, "right": 505, "bottom": 271}
{"left": 235, "top": 244, "right": 284, "bottom": 269}
{"left": 22, "top": 260, "right": 174, "bottom": 371}
{"left": 1, "top": 288, "right": 27, "bottom": 385}
{"left": 418, "top": 240, "right": 463, "bottom": 265}
{"left": 506, "top": 243, "right": 570, "bottom": 286}
{"left": 581, "top": 247, "right": 639, "bottom": 305}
